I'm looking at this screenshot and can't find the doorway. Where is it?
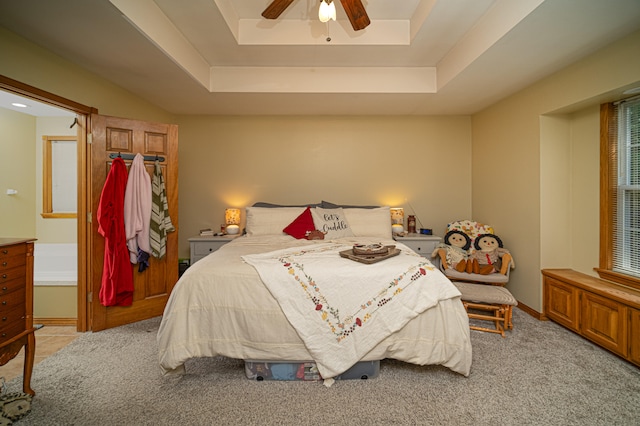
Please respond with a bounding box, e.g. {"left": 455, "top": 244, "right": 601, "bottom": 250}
{"left": 1, "top": 75, "right": 180, "bottom": 333}
{"left": 1, "top": 75, "right": 95, "bottom": 331}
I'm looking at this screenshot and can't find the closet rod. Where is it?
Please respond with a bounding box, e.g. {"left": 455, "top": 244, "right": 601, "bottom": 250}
{"left": 109, "top": 153, "right": 165, "bottom": 162}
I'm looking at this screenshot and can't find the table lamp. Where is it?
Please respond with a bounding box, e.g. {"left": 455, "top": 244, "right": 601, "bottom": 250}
{"left": 390, "top": 208, "right": 404, "bottom": 235}
{"left": 225, "top": 208, "right": 241, "bottom": 235}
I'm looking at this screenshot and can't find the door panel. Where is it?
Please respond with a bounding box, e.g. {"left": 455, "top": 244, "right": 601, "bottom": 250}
{"left": 90, "top": 114, "right": 178, "bottom": 331}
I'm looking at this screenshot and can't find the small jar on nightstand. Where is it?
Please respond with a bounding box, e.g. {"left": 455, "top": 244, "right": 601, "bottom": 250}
{"left": 189, "top": 235, "right": 239, "bottom": 265}
{"left": 394, "top": 233, "right": 442, "bottom": 258}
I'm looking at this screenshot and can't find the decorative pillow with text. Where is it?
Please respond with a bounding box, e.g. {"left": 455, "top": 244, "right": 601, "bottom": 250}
{"left": 310, "top": 207, "right": 354, "bottom": 239}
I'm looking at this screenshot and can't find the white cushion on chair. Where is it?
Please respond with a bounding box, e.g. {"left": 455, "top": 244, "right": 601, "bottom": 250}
{"left": 444, "top": 269, "right": 509, "bottom": 285}
{"left": 453, "top": 282, "right": 517, "bottom": 306}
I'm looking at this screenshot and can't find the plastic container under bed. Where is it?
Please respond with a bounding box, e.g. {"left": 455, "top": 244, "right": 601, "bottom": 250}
{"left": 244, "top": 360, "right": 380, "bottom": 381}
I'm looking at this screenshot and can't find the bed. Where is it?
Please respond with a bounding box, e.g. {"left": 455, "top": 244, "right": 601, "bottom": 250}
{"left": 157, "top": 204, "right": 472, "bottom": 382}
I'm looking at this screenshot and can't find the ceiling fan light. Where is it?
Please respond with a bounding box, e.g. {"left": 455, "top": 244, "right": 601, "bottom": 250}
{"left": 319, "top": 0, "right": 336, "bottom": 23}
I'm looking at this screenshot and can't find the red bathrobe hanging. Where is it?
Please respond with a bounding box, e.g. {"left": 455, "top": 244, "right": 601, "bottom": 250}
{"left": 97, "top": 157, "right": 134, "bottom": 306}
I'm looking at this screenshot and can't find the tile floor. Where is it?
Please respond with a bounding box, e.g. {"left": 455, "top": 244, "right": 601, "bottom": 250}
{"left": 1, "top": 326, "right": 80, "bottom": 383}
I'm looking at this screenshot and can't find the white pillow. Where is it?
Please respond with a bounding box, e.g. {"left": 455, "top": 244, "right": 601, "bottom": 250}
{"left": 343, "top": 206, "right": 392, "bottom": 239}
{"left": 245, "top": 207, "right": 306, "bottom": 236}
{"left": 311, "top": 207, "right": 354, "bottom": 239}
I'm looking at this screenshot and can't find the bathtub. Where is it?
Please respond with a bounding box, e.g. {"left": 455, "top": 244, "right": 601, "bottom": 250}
{"left": 33, "top": 243, "right": 77, "bottom": 285}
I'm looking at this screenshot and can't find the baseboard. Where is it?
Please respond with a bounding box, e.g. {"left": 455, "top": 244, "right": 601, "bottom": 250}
{"left": 515, "top": 301, "right": 543, "bottom": 320}
{"left": 33, "top": 317, "right": 77, "bottom": 327}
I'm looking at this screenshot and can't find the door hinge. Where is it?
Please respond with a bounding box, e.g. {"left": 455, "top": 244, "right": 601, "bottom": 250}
{"left": 87, "top": 212, "right": 92, "bottom": 223}
{"left": 87, "top": 133, "right": 92, "bottom": 144}
{"left": 87, "top": 292, "right": 93, "bottom": 302}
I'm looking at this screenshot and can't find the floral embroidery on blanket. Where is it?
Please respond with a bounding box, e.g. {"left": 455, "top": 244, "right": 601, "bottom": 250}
{"left": 243, "top": 242, "right": 460, "bottom": 379}
{"left": 278, "top": 251, "right": 432, "bottom": 343}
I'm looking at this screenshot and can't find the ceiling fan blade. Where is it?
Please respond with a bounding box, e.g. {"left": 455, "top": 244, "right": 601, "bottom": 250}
{"left": 262, "top": 0, "right": 297, "bottom": 19}
{"left": 339, "top": 0, "right": 370, "bottom": 31}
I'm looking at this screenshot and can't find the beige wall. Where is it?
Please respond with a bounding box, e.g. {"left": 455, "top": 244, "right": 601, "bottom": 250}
{"left": 0, "top": 27, "right": 173, "bottom": 125}
{"left": 473, "top": 29, "right": 640, "bottom": 312}
{"left": 34, "top": 286, "right": 77, "bottom": 319}
{"left": 176, "top": 115, "right": 472, "bottom": 258}
{"left": 0, "top": 107, "right": 36, "bottom": 237}
{"left": 568, "top": 106, "right": 601, "bottom": 274}
{"left": 3, "top": 24, "right": 639, "bottom": 318}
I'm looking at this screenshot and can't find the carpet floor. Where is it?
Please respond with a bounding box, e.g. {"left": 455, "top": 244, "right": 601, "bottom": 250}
{"left": 4, "top": 308, "right": 640, "bottom": 425}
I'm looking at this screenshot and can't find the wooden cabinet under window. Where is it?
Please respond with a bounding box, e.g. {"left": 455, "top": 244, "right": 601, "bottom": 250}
{"left": 630, "top": 308, "right": 640, "bottom": 366}
{"left": 542, "top": 269, "right": 640, "bottom": 367}
{"left": 0, "top": 238, "right": 36, "bottom": 395}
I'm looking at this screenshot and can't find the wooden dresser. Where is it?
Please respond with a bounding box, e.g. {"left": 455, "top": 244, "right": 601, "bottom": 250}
{"left": 0, "top": 238, "right": 36, "bottom": 395}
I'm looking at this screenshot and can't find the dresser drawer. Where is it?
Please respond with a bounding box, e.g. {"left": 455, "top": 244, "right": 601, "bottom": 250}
{"left": 396, "top": 236, "right": 441, "bottom": 258}
{"left": 0, "top": 287, "right": 25, "bottom": 310}
{"left": 1, "top": 276, "right": 26, "bottom": 296}
{"left": 0, "top": 243, "right": 26, "bottom": 259}
{"left": 0, "top": 303, "right": 26, "bottom": 332}
{"left": 0, "top": 320, "right": 26, "bottom": 342}
{"left": 1, "top": 266, "right": 26, "bottom": 285}
{"left": 193, "top": 241, "right": 227, "bottom": 256}
{"left": 0, "top": 254, "right": 26, "bottom": 271}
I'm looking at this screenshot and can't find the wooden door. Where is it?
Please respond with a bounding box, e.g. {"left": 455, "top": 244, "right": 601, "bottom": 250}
{"left": 90, "top": 114, "right": 178, "bottom": 331}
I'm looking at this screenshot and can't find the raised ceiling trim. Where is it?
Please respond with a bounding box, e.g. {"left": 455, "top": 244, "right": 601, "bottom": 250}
{"left": 237, "top": 19, "right": 411, "bottom": 46}
{"left": 109, "top": 0, "right": 538, "bottom": 96}
{"left": 210, "top": 67, "right": 437, "bottom": 94}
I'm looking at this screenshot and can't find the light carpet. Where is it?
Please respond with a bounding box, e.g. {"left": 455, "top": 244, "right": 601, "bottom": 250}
{"left": 5, "top": 308, "right": 640, "bottom": 426}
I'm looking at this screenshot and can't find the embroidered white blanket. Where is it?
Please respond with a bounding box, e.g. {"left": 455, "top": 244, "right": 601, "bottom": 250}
{"left": 242, "top": 242, "right": 461, "bottom": 379}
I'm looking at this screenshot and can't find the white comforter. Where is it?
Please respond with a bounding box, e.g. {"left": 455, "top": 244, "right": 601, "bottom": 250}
{"left": 158, "top": 235, "right": 472, "bottom": 378}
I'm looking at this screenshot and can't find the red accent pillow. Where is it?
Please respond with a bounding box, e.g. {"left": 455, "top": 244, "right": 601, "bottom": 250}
{"left": 283, "top": 206, "right": 316, "bottom": 239}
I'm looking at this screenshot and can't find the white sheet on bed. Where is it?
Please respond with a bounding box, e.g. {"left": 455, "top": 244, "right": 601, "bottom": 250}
{"left": 157, "top": 235, "right": 472, "bottom": 378}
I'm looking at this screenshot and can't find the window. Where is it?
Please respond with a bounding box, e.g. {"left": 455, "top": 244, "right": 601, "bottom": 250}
{"left": 42, "top": 136, "right": 77, "bottom": 218}
{"left": 598, "top": 98, "right": 640, "bottom": 290}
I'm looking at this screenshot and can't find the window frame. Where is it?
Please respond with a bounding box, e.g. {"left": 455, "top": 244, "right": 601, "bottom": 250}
{"left": 42, "top": 135, "right": 77, "bottom": 219}
{"left": 597, "top": 102, "right": 640, "bottom": 290}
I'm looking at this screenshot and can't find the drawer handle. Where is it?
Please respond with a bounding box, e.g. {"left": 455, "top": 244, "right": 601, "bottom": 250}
{"left": 1, "top": 301, "right": 6, "bottom": 305}
{"left": 1, "top": 317, "right": 6, "bottom": 321}
{"left": 2, "top": 287, "right": 6, "bottom": 291}
{"left": 1, "top": 262, "right": 6, "bottom": 267}
{"left": 1, "top": 333, "right": 5, "bottom": 338}
{"left": 1, "top": 250, "right": 7, "bottom": 254}
{"left": 2, "top": 274, "right": 6, "bottom": 279}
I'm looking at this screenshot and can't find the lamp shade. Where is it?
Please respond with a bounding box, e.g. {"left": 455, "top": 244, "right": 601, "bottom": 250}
{"left": 319, "top": 0, "right": 336, "bottom": 23}
{"left": 225, "top": 208, "right": 241, "bottom": 235}
{"left": 390, "top": 208, "right": 404, "bottom": 224}
{"left": 390, "top": 207, "right": 404, "bottom": 234}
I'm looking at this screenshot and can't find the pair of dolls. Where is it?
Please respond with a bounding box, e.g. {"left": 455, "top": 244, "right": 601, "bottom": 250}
{"left": 431, "top": 230, "right": 514, "bottom": 275}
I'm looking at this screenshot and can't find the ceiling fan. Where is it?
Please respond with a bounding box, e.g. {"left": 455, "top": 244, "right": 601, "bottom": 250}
{"left": 262, "top": 0, "right": 371, "bottom": 31}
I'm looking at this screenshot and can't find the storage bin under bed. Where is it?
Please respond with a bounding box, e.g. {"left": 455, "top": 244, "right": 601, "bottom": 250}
{"left": 244, "top": 360, "right": 380, "bottom": 381}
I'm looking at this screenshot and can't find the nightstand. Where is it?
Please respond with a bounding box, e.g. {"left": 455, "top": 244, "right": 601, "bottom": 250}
{"left": 189, "top": 235, "right": 238, "bottom": 265}
{"left": 394, "top": 234, "right": 441, "bottom": 258}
